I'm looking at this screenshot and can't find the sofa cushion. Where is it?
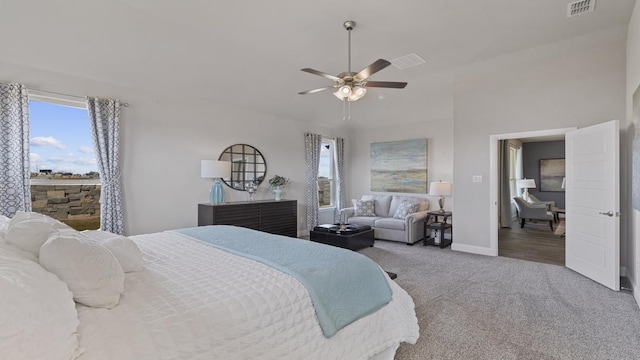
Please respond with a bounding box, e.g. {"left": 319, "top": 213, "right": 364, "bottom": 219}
{"left": 393, "top": 200, "right": 419, "bottom": 219}
{"left": 347, "top": 216, "right": 383, "bottom": 227}
{"left": 352, "top": 199, "right": 375, "bottom": 217}
{"left": 374, "top": 218, "right": 406, "bottom": 231}
{"left": 389, "top": 196, "right": 428, "bottom": 216}
{"left": 361, "top": 195, "right": 393, "bottom": 217}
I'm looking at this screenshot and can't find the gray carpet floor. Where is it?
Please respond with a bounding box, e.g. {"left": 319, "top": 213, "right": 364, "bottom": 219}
{"left": 359, "top": 240, "right": 640, "bottom": 360}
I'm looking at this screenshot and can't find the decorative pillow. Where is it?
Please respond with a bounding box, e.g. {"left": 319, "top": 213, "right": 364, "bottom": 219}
{"left": 0, "top": 215, "right": 8, "bottom": 241}
{"left": 393, "top": 200, "right": 419, "bottom": 219}
{"left": 352, "top": 199, "right": 375, "bottom": 217}
{"left": 83, "top": 230, "right": 144, "bottom": 272}
{"left": 4, "top": 211, "right": 72, "bottom": 257}
{"left": 0, "top": 247, "right": 79, "bottom": 360}
{"left": 39, "top": 229, "right": 125, "bottom": 309}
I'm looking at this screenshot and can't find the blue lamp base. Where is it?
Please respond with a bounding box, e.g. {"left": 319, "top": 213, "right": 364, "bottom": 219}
{"left": 210, "top": 179, "right": 225, "bottom": 204}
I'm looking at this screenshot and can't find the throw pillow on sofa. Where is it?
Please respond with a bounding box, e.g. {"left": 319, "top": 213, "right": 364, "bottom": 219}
{"left": 393, "top": 200, "right": 419, "bottom": 219}
{"left": 352, "top": 199, "right": 375, "bottom": 216}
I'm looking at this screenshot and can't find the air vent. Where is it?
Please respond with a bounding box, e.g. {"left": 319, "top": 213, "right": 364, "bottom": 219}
{"left": 567, "top": 0, "right": 595, "bottom": 17}
{"left": 391, "top": 53, "right": 426, "bottom": 70}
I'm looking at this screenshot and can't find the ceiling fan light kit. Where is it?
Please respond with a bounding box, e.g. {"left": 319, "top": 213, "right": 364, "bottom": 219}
{"left": 299, "top": 20, "right": 407, "bottom": 119}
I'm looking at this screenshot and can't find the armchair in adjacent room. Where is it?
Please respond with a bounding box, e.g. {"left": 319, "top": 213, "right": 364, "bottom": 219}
{"left": 512, "top": 197, "right": 554, "bottom": 231}
{"left": 526, "top": 194, "right": 556, "bottom": 210}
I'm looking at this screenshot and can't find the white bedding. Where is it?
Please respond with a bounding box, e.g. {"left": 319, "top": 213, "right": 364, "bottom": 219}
{"left": 75, "top": 231, "right": 419, "bottom": 360}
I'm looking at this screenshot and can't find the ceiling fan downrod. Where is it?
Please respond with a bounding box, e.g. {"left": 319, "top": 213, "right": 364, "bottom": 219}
{"left": 344, "top": 20, "right": 355, "bottom": 74}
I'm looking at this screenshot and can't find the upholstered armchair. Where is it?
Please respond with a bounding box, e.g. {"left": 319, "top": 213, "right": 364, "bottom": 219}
{"left": 512, "top": 197, "right": 554, "bottom": 230}
{"left": 526, "top": 194, "right": 556, "bottom": 210}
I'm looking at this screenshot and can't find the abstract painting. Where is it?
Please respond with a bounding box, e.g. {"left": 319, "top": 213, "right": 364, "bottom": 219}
{"left": 539, "top": 158, "right": 565, "bottom": 192}
{"left": 370, "top": 139, "right": 427, "bottom": 193}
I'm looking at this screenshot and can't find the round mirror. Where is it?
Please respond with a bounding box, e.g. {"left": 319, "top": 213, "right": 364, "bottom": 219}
{"left": 218, "top": 144, "right": 267, "bottom": 191}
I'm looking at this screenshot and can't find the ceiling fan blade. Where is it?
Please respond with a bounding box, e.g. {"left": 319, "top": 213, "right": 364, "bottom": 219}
{"left": 298, "top": 85, "right": 339, "bottom": 95}
{"left": 362, "top": 81, "right": 407, "bottom": 89}
{"left": 301, "top": 68, "right": 341, "bottom": 82}
{"left": 354, "top": 59, "right": 392, "bottom": 81}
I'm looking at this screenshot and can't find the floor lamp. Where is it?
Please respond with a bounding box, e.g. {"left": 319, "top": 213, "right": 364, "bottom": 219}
{"left": 201, "top": 160, "right": 231, "bottom": 204}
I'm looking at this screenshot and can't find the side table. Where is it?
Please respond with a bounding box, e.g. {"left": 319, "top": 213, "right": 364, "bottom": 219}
{"left": 423, "top": 211, "right": 452, "bottom": 248}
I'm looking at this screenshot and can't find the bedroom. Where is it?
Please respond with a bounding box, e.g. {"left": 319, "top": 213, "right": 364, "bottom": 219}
{"left": 2, "top": 0, "right": 640, "bottom": 359}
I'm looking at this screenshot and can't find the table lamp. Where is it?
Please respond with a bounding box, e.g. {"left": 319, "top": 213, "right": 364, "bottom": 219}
{"left": 201, "top": 160, "right": 231, "bottom": 204}
{"left": 429, "top": 181, "right": 452, "bottom": 212}
{"left": 516, "top": 178, "right": 536, "bottom": 202}
{"left": 561, "top": 177, "right": 566, "bottom": 190}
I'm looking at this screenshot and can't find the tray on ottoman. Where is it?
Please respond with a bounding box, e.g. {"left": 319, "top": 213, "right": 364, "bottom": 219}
{"left": 310, "top": 224, "right": 374, "bottom": 251}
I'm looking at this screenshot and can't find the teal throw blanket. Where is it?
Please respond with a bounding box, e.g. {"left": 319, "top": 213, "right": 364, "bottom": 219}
{"left": 175, "top": 225, "right": 392, "bottom": 338}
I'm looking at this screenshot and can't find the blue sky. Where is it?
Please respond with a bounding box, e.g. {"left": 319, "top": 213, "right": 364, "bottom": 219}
{"left": 29, "top": 100, "right": 98, "bottom": 174}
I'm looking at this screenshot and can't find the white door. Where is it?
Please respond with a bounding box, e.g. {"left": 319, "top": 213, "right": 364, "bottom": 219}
{"left": 565, "top": 120, "right": 620, "bottom": 291}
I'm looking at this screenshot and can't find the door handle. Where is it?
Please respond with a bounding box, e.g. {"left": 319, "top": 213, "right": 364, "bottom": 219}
{"left": 598, "top": 211, "right": 614, "bottom": 217}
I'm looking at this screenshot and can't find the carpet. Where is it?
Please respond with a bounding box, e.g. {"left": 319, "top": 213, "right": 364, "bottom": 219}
{"left": 359, "top": 240, "right": 640, "bottom": 360}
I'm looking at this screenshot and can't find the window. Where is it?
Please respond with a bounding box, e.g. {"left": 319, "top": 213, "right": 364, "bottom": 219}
{"left": 318, "top": 139, "right": 336, "bottom": 207}
{"left": 28, "top": 95, "right": 100, "bottom": 230}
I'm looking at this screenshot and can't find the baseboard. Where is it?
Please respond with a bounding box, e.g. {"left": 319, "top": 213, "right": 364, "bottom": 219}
{"left": 298, "top": 229, "right": 309, "bottom": 238}
{"left": 451, "top": 243, "right": 495, "bottom": 256}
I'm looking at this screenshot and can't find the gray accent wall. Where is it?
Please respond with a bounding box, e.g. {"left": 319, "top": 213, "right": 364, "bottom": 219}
{"left": 522, "top": 140, "right": 566, "bottom": 209}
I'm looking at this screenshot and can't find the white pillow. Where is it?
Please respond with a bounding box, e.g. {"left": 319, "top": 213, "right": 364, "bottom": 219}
{"left": 0, "top": 247, "right": 79, "bottom": 360}
{"left": 83, "top": 230, "right": 144, "bottom": 272}
{"left": 39, "top": 230, "right": 125, "bottom": 309}
{"left": 4, "top": 211, "right": 72, "bottom": 257}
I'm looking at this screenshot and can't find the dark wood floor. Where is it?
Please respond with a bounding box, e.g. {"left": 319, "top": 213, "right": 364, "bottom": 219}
{"left": 499, "top": 219, "right": 565, "bottom": 266}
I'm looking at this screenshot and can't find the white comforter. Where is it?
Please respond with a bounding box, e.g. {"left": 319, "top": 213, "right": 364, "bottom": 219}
{"left": 75, "top": 231, "right": 419, "bottom": 360}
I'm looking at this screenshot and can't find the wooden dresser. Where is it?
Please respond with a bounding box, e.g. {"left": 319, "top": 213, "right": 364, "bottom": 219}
{"left": 198, "top": 199, "right": 297, "bottom": 237}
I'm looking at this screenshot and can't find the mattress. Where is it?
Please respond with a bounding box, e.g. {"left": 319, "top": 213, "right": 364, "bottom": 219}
{"left": 75, "top": 230, "right": 419, "bottom": 360}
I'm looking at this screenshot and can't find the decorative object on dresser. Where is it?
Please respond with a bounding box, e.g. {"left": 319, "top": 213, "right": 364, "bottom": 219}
{"left": 200, "top": 160, "right": 231, "bottom": 204}
{"left": 198, "top": 199, "right": 297, "bottom": 237}
{"left": 370, "top": 139, "right": 428, "bottom": 193}
{"left": 268, "top": 174, "right": 289, "bottom": 201}
{"left": 218, "top": 144, "right": 266, "bottom": 191}
{"left": 423, "top": 210, "right": 452, "bottom": 248}
{"left": 516, "top": 178, "right": 536, "bottom": 202}
{"left": 429, "top": 180, "right": 452, "bottom": 212}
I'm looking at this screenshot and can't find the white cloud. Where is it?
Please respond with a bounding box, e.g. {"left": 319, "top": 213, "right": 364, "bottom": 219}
{"left": 78, "top": 146, "right": 94, "bottom": 154}
{"left": 31, "top": 136, "right": 66, "bottom": 150}
{"left": 29, "top": 153, "right": 42, "bottom": 162}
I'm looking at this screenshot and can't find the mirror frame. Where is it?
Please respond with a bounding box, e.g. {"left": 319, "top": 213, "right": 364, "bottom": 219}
{"left": 218, "top": 144, "right": 267, "bottom": 191}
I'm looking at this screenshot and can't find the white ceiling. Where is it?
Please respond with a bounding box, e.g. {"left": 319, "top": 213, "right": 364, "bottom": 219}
{"left": 0, "top": 0, "right": 635, "bottom": 127}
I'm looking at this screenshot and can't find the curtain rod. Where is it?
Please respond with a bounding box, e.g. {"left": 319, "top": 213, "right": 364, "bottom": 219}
{"left": 28, "top": 87, "right": 130, "bottom": 107}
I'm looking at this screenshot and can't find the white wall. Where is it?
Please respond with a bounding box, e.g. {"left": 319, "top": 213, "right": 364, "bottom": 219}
{"left": 0, "top": 61, "right": 343, "bottom": 236}
{"left": 626, "top": 0, "right": 640, "bottom": 305}
{"left": 347, "top": 116, "right": 454, "bottom": 210}
{"left": 452, "top": 27, "right": 627, "bottom": 255}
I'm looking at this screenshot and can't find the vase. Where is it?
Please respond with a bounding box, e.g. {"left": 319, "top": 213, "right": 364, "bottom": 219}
{"left": 273, "top": 186, "right": 282, "bottom": 201}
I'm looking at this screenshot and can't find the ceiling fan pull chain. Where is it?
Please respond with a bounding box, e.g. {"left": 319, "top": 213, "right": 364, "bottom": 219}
{"left": 342, "top": 98, "right": 347, "bottom": 121}
{"left": 347, "top": 99, "right": 351, "bottom": 120}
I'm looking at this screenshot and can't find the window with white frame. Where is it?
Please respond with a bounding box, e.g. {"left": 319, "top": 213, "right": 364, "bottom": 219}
{"left": 318, "top": 139, "right": 336, "bottom": 207}
{"left": 28, "top": 93, "right": 101, "bottom": 230}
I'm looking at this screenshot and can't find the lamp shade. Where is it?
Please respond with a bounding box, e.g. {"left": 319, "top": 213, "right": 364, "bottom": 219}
{"left": 429, "top": 181, "right": 452, "bottom": 196}
{"left": 516, "top": 179, "right": 536, "bottom": 189}
{"left": 201, "top": 160, "right": 231, "bottom": 178}
{"left": 561, "top": 177, "right": 566, "bottom": 189}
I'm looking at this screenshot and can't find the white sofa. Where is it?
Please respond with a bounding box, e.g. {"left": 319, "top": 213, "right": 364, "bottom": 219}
{"left": 339, "top": 195, "right": 429, "bottom": 245}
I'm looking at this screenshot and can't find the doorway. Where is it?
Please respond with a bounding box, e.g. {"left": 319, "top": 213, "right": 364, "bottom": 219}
{"left": 498, "top": 137, "right": 567, "bottom": 266}
{"left": 488, "top": 127, "right": 575, "bottom": 258}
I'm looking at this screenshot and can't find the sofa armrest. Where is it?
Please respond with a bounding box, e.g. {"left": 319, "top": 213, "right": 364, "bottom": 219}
{"left": 339, "top": 207, "right": 355, "bottom": 224}
{"left": 405, "top": 210, "right": 429, "bottom": 243}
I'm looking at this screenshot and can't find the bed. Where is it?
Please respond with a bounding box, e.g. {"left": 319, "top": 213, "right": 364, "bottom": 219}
{"left": 0, "top": 212, "right": 419, "bottom": 360}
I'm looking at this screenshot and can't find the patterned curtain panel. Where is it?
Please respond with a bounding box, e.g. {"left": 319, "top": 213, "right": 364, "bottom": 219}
{"left": 0, "top": 83, "right": 31, "bottom": 217}
{"left": 304, "top": 133, "right": 322, "bottom": 231}
{"left": 499, "top": 140, "right": 512, "bottom": 227}
{"left": 86, "top": 97, "right": 124, "bottom": 234}
{"left": 334, "top": 137, "right": 346, "bottom": 223}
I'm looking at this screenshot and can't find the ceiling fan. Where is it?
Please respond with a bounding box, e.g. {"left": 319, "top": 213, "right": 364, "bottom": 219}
{"left": 298, "top": 20, "right": 407, "bottom": 104}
